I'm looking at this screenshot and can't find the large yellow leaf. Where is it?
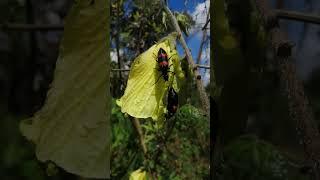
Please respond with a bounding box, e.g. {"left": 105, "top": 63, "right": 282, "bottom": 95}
{"left": 20, "top": 0, "right": 110, "bottom": 179}
{"left": 116, "top": 34, "right": 184, "bottom": 121}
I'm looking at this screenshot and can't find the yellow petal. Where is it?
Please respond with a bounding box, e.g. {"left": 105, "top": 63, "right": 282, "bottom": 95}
{"left": 117, "top": 36, "right": 181, "bottom": 121}
{"left": 129, "top": 168, "right": 148, "bottom": 180}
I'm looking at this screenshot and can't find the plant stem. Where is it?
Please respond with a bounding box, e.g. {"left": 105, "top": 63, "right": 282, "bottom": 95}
{"left": 161, "top": 0, "right": 210, "bottom": 118}
{"left": 130, "top": 117, "right": 147, "bottom": 155}
{"left": 130, "top": 117, "right": 159, "bottom": 179}
{"left": 202, "top": 18, "right": 210, "bottom": 30}
{"left": 196, "top": 26, "right": 208, "bottom": 65}
{"left": 274, "top": 9, "right": 320, "bottom": 25}
{"left": 116, "top": 0, "right": 123, "bottom": 83}
{"left": 152, "top": 116, "right": 177, "bottom": 165}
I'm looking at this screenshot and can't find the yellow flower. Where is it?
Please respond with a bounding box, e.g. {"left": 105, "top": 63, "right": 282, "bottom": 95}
{"left": 129, "top": 168, "right": 148, "bottom": 180}
{"left": 117, "top": 34, "right": 184, "bottom": 121}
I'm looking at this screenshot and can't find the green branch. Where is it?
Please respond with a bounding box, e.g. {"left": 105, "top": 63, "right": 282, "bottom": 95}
{"left": 161, "top": 0, "right": 210, "bottom": 119}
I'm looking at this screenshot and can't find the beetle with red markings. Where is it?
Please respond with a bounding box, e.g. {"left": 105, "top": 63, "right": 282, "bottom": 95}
{"left": 166, "top": 87, "right": 178, "bottom": 118}
{"left": 153, "top": 48, "right": 174, "bottom": 85}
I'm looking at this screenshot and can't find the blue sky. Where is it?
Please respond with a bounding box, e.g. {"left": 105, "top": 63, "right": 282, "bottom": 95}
{"left": 169, "top": 0, "right": 204, "bottom": 12}
{"left": 168, "top": 0, "right": 210, "bottom": 85}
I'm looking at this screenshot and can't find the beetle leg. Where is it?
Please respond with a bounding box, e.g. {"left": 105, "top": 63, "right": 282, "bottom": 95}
{"left": 151, "top": 74, "right": 164, "bottom": 86}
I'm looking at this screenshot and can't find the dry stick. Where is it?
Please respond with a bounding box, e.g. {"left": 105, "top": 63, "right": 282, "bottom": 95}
{"left": 152, "top": 116, "right": 178, "bottom": 168}
{"left": 274, "top": 9, "right": 320, "bottom": 25}
{"left": 162, "top": 0, "right": 210, "bottom": 118}
{"left": 196, "top": 64, "right": 210, "bottom": 69}
{"left": 116, "top": 0, "right": 123, "bottom": 83}
{"left": 196, "top": 7, "right": 210, "bottom": 92}
{"left": 202, "top": 18, "right": 210, "bottom": 30}
{"left": 256, "top": 1, "right": 320, "bottom": 179}
{"left": 196, "top": 22, "right": 209, "bottom": 65}
{"left": 130, "top": 117, "right": 147, "bottom": 155}
{"left": 130, "top": 117, "right": 158, "bottom": 180}
{"left": 197, "top": 29, "right": 208, "bottom": 65}
{"left": 111, "top": 68, "right": 131, "bottom": 72}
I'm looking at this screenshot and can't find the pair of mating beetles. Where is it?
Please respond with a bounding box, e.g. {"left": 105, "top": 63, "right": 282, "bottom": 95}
{"left": 155, "top": 48, "right": 178, "bottom": 118}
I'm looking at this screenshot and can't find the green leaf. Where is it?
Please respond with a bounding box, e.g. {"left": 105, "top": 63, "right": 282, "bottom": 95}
{"left": 175, "top": 12, "right": 194, "bottom": 37}
{"left": 19, "top": 0, "right": 110, "bottom": 178}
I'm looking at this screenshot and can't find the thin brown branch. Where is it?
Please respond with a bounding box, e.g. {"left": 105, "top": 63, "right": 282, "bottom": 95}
{"left": 152, "top": 116, "right": 177, "bottom": 170}
{"left": 111, "top": 68, "right": 131, "bottom": 71}
{"left": 130, "top": 117, "right": 147, "bottom": 155}
{"left": 274, "top": 9, "right": 320, "bottom": 25}
{"left": 116, "top": 0, "right": 123, "bottom": 82}
{"left": 162, "top": 0, "right": 210, "bottom": 118}
{"left": 196, "top": 9, "right": 210, "bottom": 65}
{"left": 202, "top": 18, "right": 210, "bottom": 30}
{"left": 256, "top": 1, "right": 320, "bottom": 179}
{"left": 130, "top": 116, "right": 159, "bottom": 179}
{"left": 196, "top": 64, "right": 210, "bottom": 69}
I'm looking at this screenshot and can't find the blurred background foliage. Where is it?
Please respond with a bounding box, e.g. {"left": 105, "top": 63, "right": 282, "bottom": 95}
{"left": 111, "top": 100, "right": 210, "bottom": 179}
{"left": 109, "top": 0, "right": 211, "bottom": 179}
{"left": 212, "top": 0, "right": 320, "bottom": 179}
{"left": 0, "top": 0, "right": 81, "bottom": 179}
{"left": 218, "top": 135, "right": 307, "bottom": 180}
{"left": 0, "top": 0, "right": 319, "bottom": 179}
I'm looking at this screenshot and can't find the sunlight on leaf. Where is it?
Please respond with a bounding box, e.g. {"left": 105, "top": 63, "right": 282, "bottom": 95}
{"left": 19, "top": 0, "right": 110, "bottom": 178}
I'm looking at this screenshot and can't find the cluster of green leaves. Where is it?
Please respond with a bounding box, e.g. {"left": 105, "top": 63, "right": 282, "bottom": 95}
{"left": 0, "top": 114, "right": 77, "bottom": 180}
{"left": 0, "top": 114, "right": 45, "bottom": 180}
{"left": 111, "top": 99, "right": 210, "bottom": 179}
{"left": 216, "top": 135, "right": 308, "bottom": 180}
{"left": 111, "top": 99, "right": 144, "bottom": 179}
{"left": 110, "top": 0, "right": 194, "bottom": 97}
{"left": 110, "top": 0, "right": 194, "bottom": 53}
{"left": 154, "top": 104, "right": 210, "bottom": 179}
